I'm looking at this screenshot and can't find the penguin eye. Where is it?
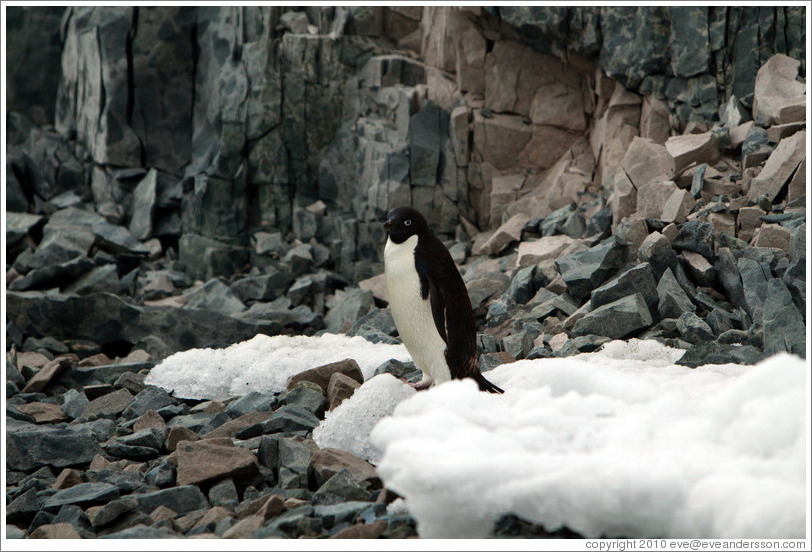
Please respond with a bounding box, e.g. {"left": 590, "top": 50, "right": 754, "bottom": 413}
{"left": 404, "top": 219, "right": 412, "bottom": 227}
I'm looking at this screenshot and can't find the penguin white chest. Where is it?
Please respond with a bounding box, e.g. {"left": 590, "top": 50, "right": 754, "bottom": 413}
{"left": 384, "top": 236, "right": 451, "bottom": 385}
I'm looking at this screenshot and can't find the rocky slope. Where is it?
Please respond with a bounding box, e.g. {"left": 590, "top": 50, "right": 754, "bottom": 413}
{"left": 4, "top": 5, "right": 808, "bottom": 540}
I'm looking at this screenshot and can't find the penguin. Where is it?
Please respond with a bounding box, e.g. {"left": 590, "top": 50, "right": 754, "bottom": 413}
{"left": 383, "top": 206, "right": 504, "bottom": 394}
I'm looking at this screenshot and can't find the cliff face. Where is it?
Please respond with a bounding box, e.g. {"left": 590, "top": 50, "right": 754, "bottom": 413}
{"left": 5, "top": 6, "right": 806, "bottom": 280}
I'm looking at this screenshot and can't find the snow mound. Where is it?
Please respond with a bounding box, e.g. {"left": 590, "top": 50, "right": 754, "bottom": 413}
{"left": 313, "top": 373, "right": 416, "bottom": 463}
{"left": 144, "top": 333, "right": 410, "bottom": 399}
{"left": 369, "top": 346, "right": 807, "bottom": 539}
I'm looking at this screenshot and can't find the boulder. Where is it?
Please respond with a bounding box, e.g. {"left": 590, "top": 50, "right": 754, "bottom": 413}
{"left": 555, "top": 237, "right": 626, "bottom": 302}
{"left": 762, "top": 278, "right": 805, "bottom": 356}
{"left": 472, "top": 213, "right": 531, "bottom": 256}
{"left": 752, "top": 54, "right": 805, "bottom": 126}
{"left": 657, "top": 268, "right": 696, "bottom": 319}
{"left": 590, "top": 263, "right": 659, "bottom": 315}
{"left": 747, "top": 131, "right": 805, "bottom": 203}
{"left": 671, "top": 220, "right": 715, "bottom": 260}
{"left": 176, "top": 441, "right": 260, "bottom": 487}
{"left": 621, "top": 136, "right": 674, "bottom": 188}
{"left": 572, "top": 293, "right": 653, "bottom": 339}
{"left": 665, "top": 132, "right": 719, "bottom": 173}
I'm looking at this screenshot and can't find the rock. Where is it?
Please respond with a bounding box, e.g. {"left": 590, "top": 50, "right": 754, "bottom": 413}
{"left": 29, "top": 523, "right": 82, "bottom": 539}
{"left": 572, "top": 294, "right": 653, "bottom": 339}
{"left": 21, "top": 357, "right": 72, "bottom": 393}
{"left": 325, "top": 288, "right": 375, "bottom": 333}
{"left": 145, "top": 458, "right": 176, "bottom": 488}
{"left": 672, "top": 220, "right": 715, "bottom": 260}
{"left": 555, "top": 237, "right": 626, "bottom": 302}
{"left": 677, "top": 342, "right": 766, "bottom": 368}
{"left": 7, "top": 427, "right": 103, "bottom": 471}
{"left": 515, "top": 235, "right": 579, "bottom": 267}
{"left": 166, "top": 426, "right": 199, "bottom": 452}
{"left": 106, "top": 427, "right": 166, "bottom": 459}
{"left": 124, "top": 386, "right": 177, "bottom": 419}
{"left": 590, "top": 263, "right": 659, "bottom": 314}
{"left": 6, "top": 488, "right": 42, "bottom": 524}
{"left": 660, "top": 188, "right": 696, "bottom": 224}
{"left": 132, "top": 486, "right": 209, "bottom": 517}
{"left": 225, "top": 392, "right": 277, "bottom": 418}
{"left": 762, "top": 279, "right": 805, "bottom": 356}
{"left": 283, "top": 384, "right": 328, "bottom": 419}
{"left": 622, "top": 137, "right": 674, "bottom": 188}
{"left": 175, "top": 440, "right": 260, "bottom": 487}
{"left": 256, "top": 405, "right": 321, "bottom": 435}
{"left": 472, "top": 214, "right": 531, "bottom": 256}
{"left": 311, "top": 448, "right": 379, "bottom": 489}
{"left": 738, "top": 257, "right": 771, "bottom": 324}
{"left": 87, "top": 497, "right": 139, "bottom": 528}
{"left": 43, "top": 482, "right": 120, "bottom": 512}
{"left": 681, "top": 251, "right": 716, "bottom": 287}
{"left": 747, "top": 131, "right": 805, "bottom": 203}
{"left": 675, "top": 312, "right": 715, "bottom": 343}
{"left": 373, "top": 359, "right": 422, "bottom": 383}
{"left": 665, "top": 132, "right": 719, "bottom": 173}
{"left": 99, "top": 524, "right": 181, "bottom": 539}
{"left": 53, "top": 468, "right": 85, "bottom": 490}
{"left": 657, "top": 268, "right": 696, "bottom": 319}
{"left": 753, "top": 224, "right": 791, "bottom": 253}
{"left": 636, "top": 179, "right": 677, "bottom": 221}
{"left": 777, "top": 95, "right": 805, "bottom": 125}
{"left": 16, "top": 402, "right": 69, "bottom": 424}
{"left": 311, "top": 469, "right": 374, "bottom": 506}
{"left": 287, "top": 358, "right": 364, "bottom": 393}
{"left": 752, "top": 54, "right": 805, "bottom": 126}
{"left": 327, "top": 372, "right": 361, "bottom": 410}
{"left": 80, "top": 389, "right": 134, "bottom": 421}
{"left": 183, "top": 279, "right": 246, "bottom": 315}
{"left": 133, "top": 409, "right": 168, "bottom": 433}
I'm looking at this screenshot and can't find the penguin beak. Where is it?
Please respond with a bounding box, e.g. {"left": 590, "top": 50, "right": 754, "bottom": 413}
{"left": 383, "top": 216, "right": 393, "bottom": 232}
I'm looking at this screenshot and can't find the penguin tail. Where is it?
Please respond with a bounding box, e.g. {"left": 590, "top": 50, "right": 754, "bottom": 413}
{"left": 473, "top": 372, "right": 504, "bottom": 394}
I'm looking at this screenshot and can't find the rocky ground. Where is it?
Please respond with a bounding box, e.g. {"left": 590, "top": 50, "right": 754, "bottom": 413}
{"left": 5, "top": 5, "right": 807, "bottom": 541}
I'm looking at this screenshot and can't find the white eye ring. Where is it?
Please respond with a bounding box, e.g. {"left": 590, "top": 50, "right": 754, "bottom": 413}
{"left": 404, "top": 219, "right": 412, "bottom": 226}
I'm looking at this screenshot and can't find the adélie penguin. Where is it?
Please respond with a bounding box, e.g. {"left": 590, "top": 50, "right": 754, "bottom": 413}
{"left": 383, "top": 206, "right": 504, "bottom": 394}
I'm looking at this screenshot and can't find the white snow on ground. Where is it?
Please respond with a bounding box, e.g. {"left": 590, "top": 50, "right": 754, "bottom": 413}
{"left": 144, "top": 335, "right": 807, "bottom": 539}
{"left": 369, "top": 340, "right": 807, "bottom": 539}
{"left": 144, "top": 333, "right": 410, "bottom": 399}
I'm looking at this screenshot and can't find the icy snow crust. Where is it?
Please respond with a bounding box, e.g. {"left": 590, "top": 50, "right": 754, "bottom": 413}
{"left": 144, "top": 333, "right": 410, "bottom": 399}
{"left": 145, "top": 336, "right": 806, "bottom": 539}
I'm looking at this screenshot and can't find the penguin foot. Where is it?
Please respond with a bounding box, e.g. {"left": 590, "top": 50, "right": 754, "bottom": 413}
{"left": 408, "top": 380, "right": 433, "bottom": 391}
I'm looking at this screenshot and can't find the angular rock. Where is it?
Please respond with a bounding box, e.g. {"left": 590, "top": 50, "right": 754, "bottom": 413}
{"left": 287, "top": 358, "right": 364, "bottom": 393}
{"left": 87, "top": 497, "right": 139, "bottom": 528}
{"left": 660, "top": 188, "right": 696, "bottom": 224}
{"left": 590, "top": 263, "right": 659, "bottom": 316}
{"left": 258, "top": 405, "right": 321, "bottom": 435}
{"left": 311, "top": 448, "right": 379, "bottom": 489}
{"left": 175, "top": 440, "right": 260, "bottom": 487}
{"left": 225, "top": 391, "right": 277, "bottom": 418}
{"left": 675, "top": 312, "right": 715, "bottom": 343}
{"left": 473, "top": 213, "right": 531, "bottom": 256}
{"left": 311, "top": 469, "right": 374, "bottom": 506}
{"left": 752, "top": 54, "right": 806, "bottom": 126}
{"left": 327, "top": 372, "right": 361, "bottom": 410}
{"left": 29, "top": 523, "right": 82, "bottom": 539}
{"left": 572, "top": 293, "right": 653, "bottom": 339}
{"left": 737, "top": 257, "right": 771, "bottom": 324}
{"left": 657, "top": 268, "right": 696, "bottom": 319}
{"left": 515, "top": 235, "right": 579, "bottom": 267}
{"left": 183, "top": 279, "right": 246, "bottom": 315}
{"left": 672, "top": 220, "right": 715, "bottom": 260}
{"left": 636, "top": 179, "right": 677, "bottom": 221}
{"left": 17, "top": 402, "right": 69, "bottom": 424}
{"left": 747, "top": 131, "right": 805, "bottom": 203}
{"left": 6, "top": 488, "right": 42, "bottom": 524}
{"left": 21, "top": 357, "right": 72, "bottom": 393}
{"left": 681, "top": 251, "right": 716, "bottom": 287}
{"left": 7, "top": 427, "right": 103, "bottom": 471}
{"left": 230, "top": 271, "right": 293, "bottom": 303}
{"left": 43, "top": 482, "right": 120, "bottom": 512}
{"left": 677, "top": 342, "right": 766, "bottom": 368}
{"left": 208, "top": 479, "right": 240, "bottom": 509}
{"left": 762, "top": 278, "right": 805, "bottom": 356}
{"left": 325, "top": 288, "right": 375, "bottom": 334}
{"left": 555, "top": 237, "right": 626, "bottom": 302}
{"left": 621, "top": 136, "right": 674, "bottom": 188}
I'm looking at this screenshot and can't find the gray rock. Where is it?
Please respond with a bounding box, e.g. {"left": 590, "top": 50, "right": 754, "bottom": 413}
{"left": 501, "top": 329, "right": 537, "bottom": 360}
{"left": 552, "top": 335, "right": 610, "bottom": 357}
{"left": 9, "top": 255, "right": 96, "bottom": 292}
{"left": 283, "top": 245, "right": 314, "bottom": 277}
{"left": 314, "top": 501, "right": 373, "bottom": 529}
{"left": 259, "top": 405, "right": 321, "bottom": 435}
{"left": 124, "top": 386, "right": 177, "bottom": 419}
{"left": 677, "top": 342, "right": 765, "bottom": 368}
{"left": 253, "top": 505, "right": 320, "bottom": 538}
{"left": 226, "top": 391, "right": 277, "bottom": 418}
{"left": 129, "top": 170, "right": 158, "bottom": 241}
{"left": 706, "top": 308, "right": 736, "bottom": 336}
{"left": 672, "top": 220, "right": 715, "bottom": 260}
{"left": 657, "top": 268, "right": 696, "bottom": 319}
{"left": 675, "top": 312, "right": 715, "bottom": 343}
{"left": 59, "top": 389, "right": 90, "bottom": 420}
{"left": 502, "top": 265, "right": 537, "bottom": 305}
{"left": 762, "top": 279, "right": 805, "bottom": 356}
{"left": 737, "top": 257, "right": 771, "bottom": 324}
{"left": 230, "top": 271, "right": 293, "bottom": 303}
{"left": 409, "top": 101, "right": 447, "bottom": 186}
{"left": 277, "top": 437, "right": 313, "bottom": 489}
{"left": 6, "top": 488, "right": 41, "bottom": 524}
{"left": 325, "top": 288, "right": 375, "bottom": 333}
{"left": 88, "top": 498, "right": 139, "bottom": 528}
{"left": 132, "top": 485, "right": 209, "bottom": 516}
{"left": 373, "top": 359, "right": 421, "bottom": 383}
{"left": 100, "top": 524, "right": 181, "bottom": 539}
{"left": 715, "top": 247, "right": 746, "bottom": 309}
{"left": 573, "top": 293, "right": 653, "bottom": 340}
{"left": 590, "top": 263, "right": 659, "bottom": 315}
{"left": 64, "top": 264, "right": 122, "bottom": 295}
{"left": 106, "top": 427, "right": 165, "bottom": 459}
{"left": 43, "top": 482, "right": 120, "bottom": 512}
{"left": 208, "top": 478, "right": 239, "bottom": 508}
{"left": 348, "top": 308, "right": 397, "bottom": 337}
{"left": 167, "top": 413, "right": 220, "bottom": 433}
{"left": 311, "top": 469, "right": 374, "bottom": 506}
{"left": 638, "top": 231, "right": 678, "bottom": 279}
{"left": 145, "top": 458, "right": 176, "bottom": 488}
{"left": 283, "top": 385, "right": 328, "bottom": 419}
{"left": 183, "top": 279, "right": 247, "bottom": 314}
{"left": 555, "top": 237, "right": 626, "bottom": 302}
{"left": 197, "top": 411, "right": 231, "bottom": 435}
{"left": 7, "top": 426, "right": 103, "bottom": 471}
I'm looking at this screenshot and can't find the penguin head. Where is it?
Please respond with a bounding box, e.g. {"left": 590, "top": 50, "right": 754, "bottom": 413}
{"left": 383, "top": 206, "right": 429, "bottom": 244}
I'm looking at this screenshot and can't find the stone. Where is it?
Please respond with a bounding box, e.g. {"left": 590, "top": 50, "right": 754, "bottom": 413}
{"left": 640, "top": 95, "right": 671, "bottom": 144}
{"left": 675, "top": 312, "right": 715, "bottom": 343}
{"left": 107, "top": 427, "right": 165, "bottom": 458}
{"left": 87, "top": 497, "right": 139, "bottom": 528}
{"left": 373, "top": 359, "right": 422, "bottom": 383}
{"left": 777, "top": 95, "right": 805, "bottom": 125}
{"left": 622, "top": 137, "right": 674, "bottom": 188}
{"left": 555, "top": 237, "right": 626, "bottom": 302}
{"left": 747, "top": 131, "right": 805, "bottom": 203}
{"left": 133, "top": 409, "right": 167, "bottom": 433}
{"left": 738, "top": 257, "right": 771, "bottom": 324}
{"left": 6, "top": 488, "right": 42, "bottom": 524}
{"left": 752, "top": 54, "right": 805, "bottom": 126}
{"left": 311, "top": 448, "right": 379, "bottom": 489}
{"left": 176, "top": 440, "right": 260, "bottom": 486}
{"left": 222, "top": 515, "right": 264, "bottom": 539}
{"left": 145, "top": 458, "right": 176, "bottom": 488}
{"left": 515, "top": 235, "right": 578, "bottom": 267}
{"left": 16, "top": 402, "right": 69, "bottom": 424}
{"left": 287, "top": 358, "right": 364, "bottom": 393}
{"left": 43, "top": 482, "right": 120, "bottom": 512}
{"left": 230, "top": 271, "right": 294, "bottom": 303}
{"left": 283, "top": 384, "right": 328, "bottom": 419}
{"left": 183, "top": 279, "right": 246, "bottom": 315}
{"left": 657, "top": 268, "right": 696, "bottom": 319}
{"left": 665, "top": 132, "right": 719, "bottom": 173}
{"left": 124, "top": 386, "right": 177, "bottom": 419}
{"left": 29, "top": 523, "right": 82, "bottom": 539}
{"left": 472, "top": 214, "right": 531, "bottom": 256}
{"left": 677, "top": 342, "right": 766, "bottom": 368}
{"left": 311, "top": 469, "right": 374, "bottom": 506}
{"left": 681, "top": 251, "right": 717, "bottom": 288}
{"left": 672, "top": 220, "right": 715, "bottom": 260}
{"left": 636, "top": 179, "right": 677, "bottom": 221}
{"left": 327, "top": 372, "right": 361, "bottom": 410}
{"left": 325, "top": 288, "right": 375, "bottom": 333}
{"left": 21, "top": 357, "right": 72, "bottom": 393}
{"left": 166, "top": 426, "right": 199, "bottom": 452}
{"left": 99, "top": 524, "right": 181, "bottom": 539}
{"left": 660, "top": 188, "right": 696, "bottom": 224}
{"left": 754, "top": 224, "right": 791, "bottom": 253}
{"left": 762, "top": 278, "right": 805, "bottom": 356}
{"left": 7, "top": 427, "right": 103, "bottom": 472}
{"left": 207, "top": 478, "right": 239, "bottom": 509}
{"left": 225, "top": 392, "right": 277, "bottom": 418}
{"left": 53, "top": 468, "right": 84, "bottom": 490}
{"left": 257, "top": 405, "right": 321, "bottom": 435}
{"left": 572, "top": 294, "right": 653, "bottom": 339}
{"left": 133, "top": 486, "right": 209, "bottom": 517}
{"left": 590, "top": 263, "right": 659, "bottom": 315}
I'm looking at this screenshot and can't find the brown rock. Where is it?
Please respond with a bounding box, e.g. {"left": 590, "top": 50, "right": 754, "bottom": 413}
{"left": 22, "top": 357, "right": 72, "bottom": 393}
{"left": 767, "top": 122, "right": 805, "bottom": 143}
{"left": 331, "top": 520, "right": 388, "bottom": 539}
{"left": 515, "top": 235, "right": 578, "bottom": 267}
{"left": 591, "top": 85, "right": 641, "bottom": 180}
{"left": 327, "top": 372, "right": 361, "bottom": 411}
{"left": 190, "top": 506, "right": 231, "bottom": 533}
{"left": 80, "top": 388, "right": 134, "bottom": 420}
{"left": 175, "top": 441, "right": 260, "bottom": 487}
{"left": 665, "top": 132, "right": 719, "bottom": 173}
{"left": 255, "top": 494, "right": 285, "bottom": 520}
{"left": 358, "top": 273, "right": 388, "bottom": 304}
{"left": 636, "top": 179, "right": 678, "bottom": 220}
{"left": 53, "top": 468, "right": 84, "bottom": 490}
{"left": 284, "top": 497, "right": 308, "bottom": 510}
{"left": 287, "top": 358, "right": 364, "bottom": 393}
{"left": 517, "top": 125, "right": 581, "bottom": 170}
{"left": 222, "top": 515, "right": 264, "bottom": 538}
{"left": 777, "top": 95, "right": 806, "bottom": 125}
{"left": 311, "top": 448, "right": 380, "bottom": 489}
{"left": 640, "top": 95, "right": 671, "bottom": 144}
{"left": 729, "top": 121, "right": 755, "bottom": 150}
{"left": 707, "top": 212, "right": 736, "bottom": 241}
{"left": 420, "top": 6, "right": 458, "bottom": 73}
{"left": 737, "top": 206, "right": 766, "bottom": 241}
{"left": 472, "top": 112, "right": 533, "bottom": 171}
{"left": 472, "top": 213, "right": 530, "bottom": 256}
{"left": 787, "top": 158, "right": 805, "bottom": 203}
{"left": 117, "top": 349, "right": 150, "bottom": 364}
{"left": 454, "top": 17, "right": 486, "bottom": 96}
{"left": 202, "top": 410, "right": 274, "bottom": 439}
{"left": 484, "top": 40, "right": 543, "bottom": 115}
{"left": 133, "top": 409, "right": 167, "bottom": 433}
{"left": 747, "top": 131, "right": 805, "bottom": 203}
{"left": 149, "top": 505, "right": 178, "bottom": 524}
{"left": 166, "top": 426, "right": 200, "bottom": 452}
{"left": 529, "top": 79, "right": 587, "bottom": 132}
{"left": 489, "top": 173, "right": 526, "bottom": 225}
{"left": 660, "top": 189, "right": 696, "bottom": 224}
{"left": 17, "top": 402, "right": 69, "bottom": 424}
{"left": 78, "top": 353, "right": 113, "bottom": 367}
{"left": 607, "top": 172, "right": 637, "bottom": 231}
{"left": 753, "top": 54, "right": 805, "bottom": 126}
{"left": 622, "top": 136, "right": 674, "bottom": 188}
{"left": 175, "top": 510, "right": 208, "bottom": 533}
{"left": 29, "top": 523, "right": 81, "bottom": 539}
{"left": 754, "top": 224, "right": 791, "bottom": 253}
{"left": 83, "top": 383, "right": 116, "bottom": 400}
{"left": 16, "top": 351, "right": 51, "bottom": 371}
